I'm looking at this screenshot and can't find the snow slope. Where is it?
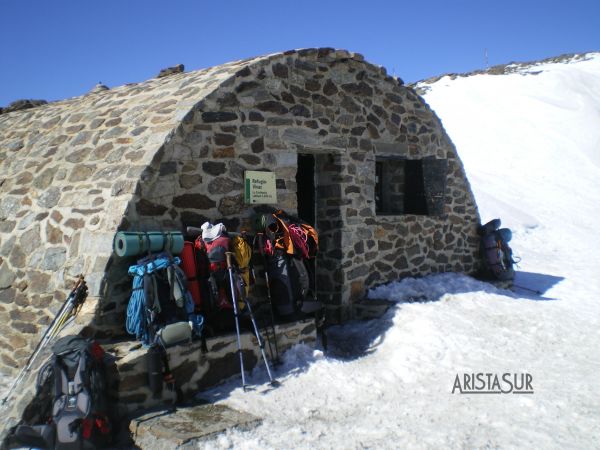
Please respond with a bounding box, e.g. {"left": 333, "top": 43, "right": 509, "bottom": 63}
{"left": 198, "top": 53, "right": 600, "bottom": 449}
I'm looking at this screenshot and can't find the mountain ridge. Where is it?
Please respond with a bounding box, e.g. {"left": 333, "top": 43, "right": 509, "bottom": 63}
{"left": 412, "top": 51, "right": 599, "bottom": 94}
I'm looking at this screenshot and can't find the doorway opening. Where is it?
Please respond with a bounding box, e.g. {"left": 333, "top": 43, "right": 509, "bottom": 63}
{"left": 296, "top": 153, "right": 315, "bottom": 225}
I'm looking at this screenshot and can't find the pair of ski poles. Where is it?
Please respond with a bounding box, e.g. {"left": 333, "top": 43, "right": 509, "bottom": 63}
{"left": 252, "top": 232, "right": 282, "bottom": 365}
{"left": 2, "top": 276, "right": 88, "bottom": 406}
{"left": 225, "top": 252, "right": 278, "bottom": 390}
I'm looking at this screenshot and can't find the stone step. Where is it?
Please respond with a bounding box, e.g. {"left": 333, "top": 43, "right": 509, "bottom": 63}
{"left": 351, "top": 298, "right": 394, "bottom": 320}
{"left": 130, "top": 403, "right": 260, "bottom": 449}
{"left": 110, "top": 318, "right": 316, "bottom": 415}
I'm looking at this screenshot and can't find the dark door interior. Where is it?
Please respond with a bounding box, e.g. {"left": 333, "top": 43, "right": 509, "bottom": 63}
{"left": 296, "top": 153, "right": 317, "bottom": 300}
{"left": 296, "top": 153, "right": 315, "bottom": 225}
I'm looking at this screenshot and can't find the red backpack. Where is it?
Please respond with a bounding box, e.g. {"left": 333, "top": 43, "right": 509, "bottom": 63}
{"left": 195, "top": 235, "right": 233, "bottom": 312}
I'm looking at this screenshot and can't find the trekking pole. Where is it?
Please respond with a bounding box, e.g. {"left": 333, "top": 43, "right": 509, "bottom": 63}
{"left": 250, "top": 265, "right": 276, "bottom": 365}
{"left": 47, "top": 275, "right": 87, "bottom": 339}
{"left": 512, "top": 284, "right": 542, "bottom": 295}
{"left": 49, "top": 283, "right": 87, "bottom": 340}
{"left": 250, "top": 234, "right": 277, "bottom": 365}
{"left": 256, "top": 233, "right": 281, "bottom": 364}
{"left": 225, "top": 252, "right": 247, "bottom": 390}
{"left": 237, "top": 286, "right": 278, "bottom": 386}
{"left": 2, "top": 276, "right": 87, "bottom": 406}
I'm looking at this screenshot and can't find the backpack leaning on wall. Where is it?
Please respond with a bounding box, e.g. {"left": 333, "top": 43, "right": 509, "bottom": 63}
{"left": 478, "top": 218, "right": 516, "bottom": 281}
{"left": 194, "top": 223, "right": 246, "bottom": 335}
{"left": 126, "top": 252, "right": 200, "bottom": 347}
{"left": 257, "top": 210, "right": 321, "bottom": 318}
{"left": 14, "top": 335, "right": 113, "bottom": 450}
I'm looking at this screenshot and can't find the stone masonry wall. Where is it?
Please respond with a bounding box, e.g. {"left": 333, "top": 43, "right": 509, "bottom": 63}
{"left": 94, "top": 48, "right": 480, "bottom": 332}
{"left": 0, "top": 56, "right": 265, "bottom": 374}
{"left": 115, "top": 319, "right": 316, "bottom": 415}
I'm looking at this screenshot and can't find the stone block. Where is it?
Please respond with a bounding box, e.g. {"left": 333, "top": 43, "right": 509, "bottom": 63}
{"left": 179, "top": 174, "right": 202, "bottom": 189}
{"left": 130, "top": 404, "right": 261, "bottom": 450}
{"left": 208, "top": 178, "right": 243, "bottom": 195}
{"left": 282, "top": 128, "right": 319, "bottom": 146}
{"left": 212, "top": 147, "right": 235, "bottom": 158}
{"left": 276, "top": 152, "right": 297, "bottom": 166}
{"left": 173, "top": 194, "right": 217, "bottom": 209}
{"left": 218, "top": 195, "right": 245, "bottom": 216}
{"left": 79, "top": 231, "right": 114, "bottom": 257}
{"left": 136, "top": 199, "right": 168, "bottom": 217}
{"left": 40, "top": 247, "right": 67, "bottom": 271}
{"left": 0, "top": 262, "right": 16, "bottom": 289}
{"left": 27, "top": 271, "right": 51, "bottom": 294}
{"left": 202, "top": 161, "right": 226, "bottom": 176}
{"left": 37, "top": 187, "right": 61, "bottom": 208}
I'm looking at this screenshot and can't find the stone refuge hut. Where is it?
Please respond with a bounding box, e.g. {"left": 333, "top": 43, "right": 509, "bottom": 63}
{"left": 0, "top": 48, "right": 481, "bottom": 379}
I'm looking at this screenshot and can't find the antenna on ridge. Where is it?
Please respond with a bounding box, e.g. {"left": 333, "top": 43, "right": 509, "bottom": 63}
{"left": 484, "top": 48, "right": 489, "bottom": 70}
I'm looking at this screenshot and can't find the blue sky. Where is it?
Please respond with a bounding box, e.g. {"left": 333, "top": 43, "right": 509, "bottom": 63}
{"left": 1, "top": 0, "right": 598, "bottom": 106}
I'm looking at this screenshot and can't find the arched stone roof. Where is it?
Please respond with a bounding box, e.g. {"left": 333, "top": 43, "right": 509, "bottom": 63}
{"left": 0, "top": 48, "right": 480, "bottom": 374}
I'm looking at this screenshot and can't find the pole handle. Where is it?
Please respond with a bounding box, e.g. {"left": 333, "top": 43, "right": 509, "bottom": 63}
{"left": 70, "top": 275, "right": 84, "bottom": 294}
{"left": 225, "top": 252, "right": 234, "bottom": 269}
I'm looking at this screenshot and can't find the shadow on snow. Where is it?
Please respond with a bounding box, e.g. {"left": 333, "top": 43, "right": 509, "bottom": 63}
{"left": 187, "top": 271, "right": 565, "bottom": 400}
{"left": 511, "top": 270, "right": 564, "bottom": 300}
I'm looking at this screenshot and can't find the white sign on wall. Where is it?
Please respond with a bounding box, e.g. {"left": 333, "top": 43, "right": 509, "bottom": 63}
{"left": 244, "top": 170, "right": 277, "bottom": 204}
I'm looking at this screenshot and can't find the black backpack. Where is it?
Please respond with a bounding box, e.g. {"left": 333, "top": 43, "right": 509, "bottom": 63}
{"left": 478, "top": 218, "right": 516, "bottom": 281}
{"left": 265, "top": 250, "right": 320, "bottom": 318}
{"left": 15, "top": 335, "right": 113, "bottom": 449}
{"left": 255, "top": 210, "right": 321, "bottom": 319}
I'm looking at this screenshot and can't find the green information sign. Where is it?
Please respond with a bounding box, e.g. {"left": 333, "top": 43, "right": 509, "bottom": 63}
{"left": 244, "top": 170, "right": 278, "bottom": 204}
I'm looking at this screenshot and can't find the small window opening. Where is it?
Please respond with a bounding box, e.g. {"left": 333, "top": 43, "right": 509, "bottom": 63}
{"left": 375, "top": 158, "right": 447, "bottom": 216}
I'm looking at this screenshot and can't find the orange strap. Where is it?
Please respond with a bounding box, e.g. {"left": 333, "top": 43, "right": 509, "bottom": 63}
{"left": 273, "top": 214, "right": 294, "bottom": 255}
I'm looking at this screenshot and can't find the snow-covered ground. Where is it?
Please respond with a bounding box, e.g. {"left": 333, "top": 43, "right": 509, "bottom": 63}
{"left": 199, "top": 54, "right": 600, "bottom": 449}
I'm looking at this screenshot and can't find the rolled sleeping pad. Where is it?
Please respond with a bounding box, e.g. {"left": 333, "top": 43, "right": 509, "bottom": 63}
{"left": 113, "top": 231, "right": 184, "bottom": 257}
{"left": 157, "top": 321, "right": 193, "bottom": 348}
{"left": 180, "top": 242, "right": 202, "bottom": 309}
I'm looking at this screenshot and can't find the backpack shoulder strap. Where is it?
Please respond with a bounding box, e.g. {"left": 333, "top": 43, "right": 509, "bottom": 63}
{"left": 272, "top": 213, "right": 294, "bottom": 255}
{"left": 72, "top": 349, "right": 89, "bottom": 393}
{"left": 36, "top": 358, "right": 55, "bottom": 394}
{"left": 53, "top": 357, "right": 69, "bottom": 398}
